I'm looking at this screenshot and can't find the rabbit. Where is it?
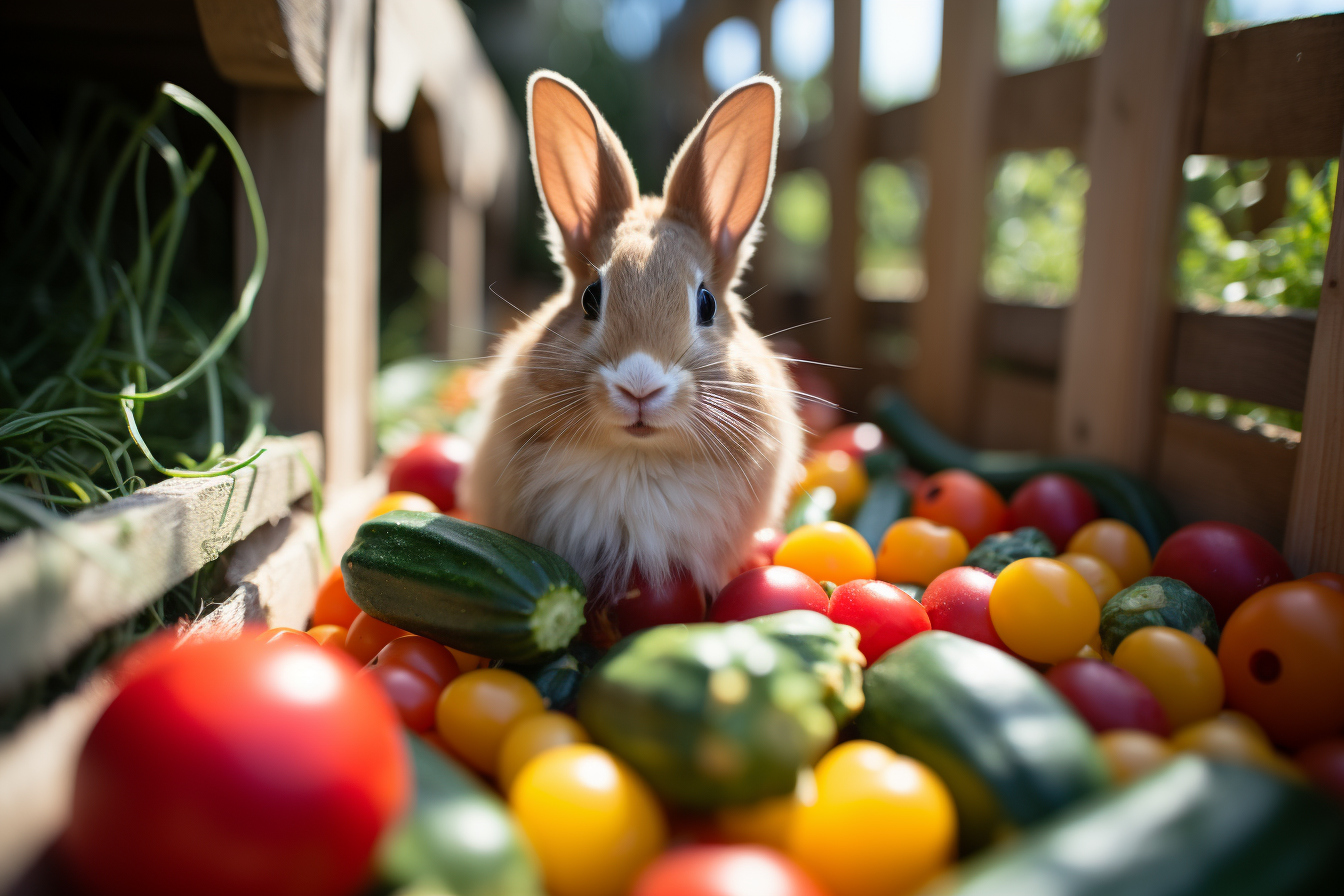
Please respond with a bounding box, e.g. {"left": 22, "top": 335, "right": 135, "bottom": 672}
{"left": 465, "top": 69, "right": 803, "bottom": 603}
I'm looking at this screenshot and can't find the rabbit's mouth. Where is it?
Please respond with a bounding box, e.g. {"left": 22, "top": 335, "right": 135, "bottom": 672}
{"left": 624, "top": 423, "right": 657, "bottom": 437}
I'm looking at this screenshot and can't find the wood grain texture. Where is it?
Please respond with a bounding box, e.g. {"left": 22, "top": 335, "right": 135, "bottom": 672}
{"left": 1284, "top": 139, "right": 1344, "bottom": 573}
{"left": 1200, "top": 14, "right": 1344, "bottom": 158}
{"left": 194, "top": 0, "right": 327, "bottom": 92}
{"left": 992, "top": 57, "right": 1093, "bottom": 154}
{"left": 1170, "top": 308, "right": 1315, "bottom": 411}
{"left": 1054, "top": 0, "right": 1206, "bottom": 473}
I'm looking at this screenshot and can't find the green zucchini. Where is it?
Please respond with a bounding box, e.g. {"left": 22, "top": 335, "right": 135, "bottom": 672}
{"left": 743, "top": 610, "right": 867, "bottom": 726}
{"left": 377, "top": 734, "right": 544, "bottom": 896}
{"left": 919, "top": 757, "right": 1344, "bottom": 895}
{"left": 341, "top": 511, "right": 586, "bottom": 663}
{"left": 856, "top": 630, "right": 1108, "bottom": 854}
{"left": 964, "top": 527, "right": 1054, "bottom": 575}
{"left": 851, "top": 475, "right": 910, "bottom": 551}
{"left": 1099, "top": 576, "right": 1220, "bottom": 654}
{"left": 785, "top": 486, "right": 836, "bottom": 531}
{"left": 863, "top": 447, "right": 907, "bottom": 480}
{"left": 894, "top": 582, "right": 925, "bottom": 602}
{"left": 503, "top": 640, "right": 606, "bottom": 712}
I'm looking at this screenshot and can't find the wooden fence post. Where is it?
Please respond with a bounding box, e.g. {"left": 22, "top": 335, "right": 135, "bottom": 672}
{"left": 1054, "top": 0, "right": 1206, "bottom": 473}
{"left": 906, "top": 0, "right": 997, "bottom": 441}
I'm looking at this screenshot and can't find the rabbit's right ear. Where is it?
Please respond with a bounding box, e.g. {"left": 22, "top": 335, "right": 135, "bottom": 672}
{"left": 528, "top": 71, "right": 638, "bottom": 266}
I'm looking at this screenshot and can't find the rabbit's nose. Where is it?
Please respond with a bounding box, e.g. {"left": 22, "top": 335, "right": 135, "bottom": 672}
{"left": 617, "top": 383, "right": 666, "bottom": 403}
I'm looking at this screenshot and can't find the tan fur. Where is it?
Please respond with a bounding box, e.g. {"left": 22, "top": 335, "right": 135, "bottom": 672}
{"left": 466, "top": 71, "right": 802, "bottom": 600}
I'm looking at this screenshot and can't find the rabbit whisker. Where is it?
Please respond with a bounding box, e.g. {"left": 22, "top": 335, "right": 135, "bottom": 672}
{"left": 758, "top": 318, "right": 830, "bottom": 341}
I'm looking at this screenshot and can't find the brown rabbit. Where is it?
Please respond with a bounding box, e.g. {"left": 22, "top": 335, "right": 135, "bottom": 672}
{"left": 465, "top": 70, "right": 803, "bottom": 601}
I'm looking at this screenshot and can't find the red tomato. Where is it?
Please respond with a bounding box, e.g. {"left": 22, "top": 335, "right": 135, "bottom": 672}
{"left": 1007, "top": 473, "right": 1099, "bottom": 552}
{"left": 1045, "top": 659, "right": 1170, "bottom": 736}
{"left": 363, "top": 663, "right": 440, "bottom": 732}
{"left": 827, "top": 579, "right": 931, "bottom": 664}
{"left": 911, "top": 469, "right": 1008, "bottom": 548}
{"left": 813, "top": 423, "right": 887, "bottom": 459}
{"left": 387, "top": 433, "right": 473, "bottom": 512}
{"left": 921, "top": 567, "right": 1013, "bottom": 653}
{"left": 1296, "top": 738, "right": 1344, "bottom": 806}
{"left": 709, "top": 566, "right": 829, "bottom": 622}
{"left": 346, "top": 612, "right": 411, "bottom": 665}
{"left": 613, "top": 565, "right": 707, "bottom": 636}
{"left": 311, "top": 566, "right": 360, "bottom": 629}
{"left": 631, "top": 845, "right": 826, "bottom": 896}
{"left": 1303, "top": 572, "right": 1344, "bottom": 594}
{"left": 1150, "top": 521, "right": 1293, "bottom": 625}
{"left": 64, "top": 638, "right": 409, "bottom": 896}
{"left": 369, "top": 635, "right": 460, "bottom": 689}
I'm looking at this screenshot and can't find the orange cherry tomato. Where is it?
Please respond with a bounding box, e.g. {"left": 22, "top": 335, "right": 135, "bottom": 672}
{"left": 1056, "top": 552, "right": 1123, "bottom": 606}
{"left": 1302, "top": 571, "right": 1344, "bottom": 594}
{"left": 435, "top": 669, "right": 545, "bottom": 775}
{"left": 1097, "top": 730, "right": 1173, "bottom": 784}
{"left": 307, "top": 624, "right": 348, "bottom": 652}
{"left": 1218, "top": 581, "right": 1344, "bottom": 749}
{"left": 312, "top": 567, "right": 361, "bottom": 629}
{"left": 365, "top": 490, "right": 438, "bottom": 520}
{"left": 345, "top": 612, "right": 410, "bottom": 665}
{"left": 1066, "top": 520, "right": 1151, "bottom": 586}
{"left": 368, "top": 635, "right": 460, "bottom": 689}
{"left": 716, "top": 793, "right": 800, "bottom": 851}
{"left": 797, "top": 450, "right": 869, "bottom": 517}
{"left": 775, "top": 522, "right": 876, "bottom": 585}
{"left": 1169, "top": 716, "right": 1299, "bottom": 779}
{"left": 988, "top": 558, "right": 1099, "bottom": 663}
{"left": 910, "top": 469, "right": 1008, "bottom": 548}
{"left": 875, "top": 518, "right": 969, "bottom": 586}
{"left": 447, "top": 648, "right": 488, "bottom": 672}
{"left": 497, "top": 711, "right": 590, "bottom": 793}
{"left": 1112, "top": 627, "right": 1223, "bottom": 730}
{"left": 256, "top": 627, "right": 317, "bottom": 648}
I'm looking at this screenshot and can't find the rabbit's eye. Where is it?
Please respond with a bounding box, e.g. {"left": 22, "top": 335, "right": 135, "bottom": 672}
{"left": 582, "top": 280, "right": 601, "bottom": 321}
{"left": 697, "top": 286, "right": 716, "bottom": 327}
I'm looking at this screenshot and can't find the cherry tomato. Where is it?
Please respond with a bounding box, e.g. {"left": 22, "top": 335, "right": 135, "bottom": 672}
{"left": 497, "top": 711, "right": 590, "bottom": 793}
{"left": 921, "top": 567, "right": 1013, "bottom": 653}
{"left": 875, "top": 517, "right": 969, "bottom": 586}
{"left": 1056, "top": 552, "right": 1123, "bottom": 606}
{"left": 716, "top": 794, "right": 799, "bottom": 851}
{"left": 1217, "top": 581, "right": 1344, "bottom": 749}
{"left": 911, "top": 469, "right": 1008, "bottom": 548}
{"left": 307, "top": 624, "right": 348, "bottom": 652}
{"left": 988, "top": 558, "right": 1099, "bottom": 663}
{"left": 369, "top": 635, "right": 460, "bottom": 689}
{"left": 448, "top": 648, "right": 488, "bottom": 672}
{"left": 1066, "top": 519, "right": 1151, "bottom": 587}
{"left": 64, "top": 638, "right": 409, "bottom": 896}
{"left": 345, "top": 612, "right": 411, "bottom": 665}
{"left": 1150, "top": 521, "right": 1293, "bottom": 624}
{"left": 256, "top": 627, "right": 318, "bottom": 648}
{"left": 435, "top": 668, "right": 545, "bottom": 775}
{"left": 798, "top": 450, "right": 869, "bottom": 517}
{"left": 710, "top": 566, "right": 829, "bottom": 622}
{"left": 1112, "top": 627, "right": 1223, "bottom": 730}
{"left": 1303, "top": 571, "right": 1344, "bottom": 594}
{"left": 788, "top": 740, "right": 955, "bottom": 896}
{"left": 815, "top": 422, "right": 887, "bottom": 459}
{"left": 1045, "top": 659, "right": 1169, "bottom": 736}
{"left": 827, "top": 579, "right": 930, "bottom": 664}
{"left": 510, "top": 744, "right": 666, "bottom": 896}
{"left": 1296, "top": 737, "right": 1344, "bottom": 805}
{"left": 735, "top": 527, "right": 787, "bottom": 574}
{"left": 365, "top": 490, "right": 438, "bottom": 520}
{"left": 363, "top": 663, "right": 440, "bottom": 732}
{"left": 774, "top": 522, "right": 876, "bottom": 586}
{"left": 611, "top": 565, "right": 706, "bottom": 635}
{"left": 387, "top": 433, "right": 473, "bottom": 512}
{"left": 311, "top": 567, "right": 360, "bottom": 629}
{"left": 1170, "top": 716, "right": 1291, "bottom": 775}
{"left": 1007, "top": 473, "right": 1098, "bottom": 552}
{"left": 632, "top": 845, "right": 826, "bottom": 896}
{"left": 1097, "top": 730, "right": 1173, "bottom": 785}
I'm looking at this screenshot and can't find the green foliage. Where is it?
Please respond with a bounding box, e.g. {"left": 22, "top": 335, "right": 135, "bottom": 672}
{"left": 773, "top": 169, "right": 831, "bottom": 246}
{"left": 1001, "top": 0, "right": 1107, "bottom": 72}
{"left": 1169, "top": 388, "right": 1303, "bottom": 434}
{"left": 984, "top": 149, "right": 1089, "bottom": 304}
{"left": 857, "top": 161, "right": 925, "bottom": 300}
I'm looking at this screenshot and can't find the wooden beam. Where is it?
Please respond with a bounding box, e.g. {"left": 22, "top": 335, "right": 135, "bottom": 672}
{"left": 991, "top": 57, "right": 1092, "bottom": 154}
{"left": 1170, "top": 309, "right": 1315, "bottom": 411}
{"left": 1054, "top": 0, "right": 1206, "bottom": 473}
{"left": 907, "top": 0, "right": 998, "bottom": 440}
{"left": 194, "top": 0, "right": 327, "bottom": 93}
{"left": 982, "top": 300, "right": 1066, "bottom": 374}
{"left": 975, "top": 368, "right": 1057, "bottom": 453}
{"left": 870, "top": 101, "right": 924, "bottom": 161}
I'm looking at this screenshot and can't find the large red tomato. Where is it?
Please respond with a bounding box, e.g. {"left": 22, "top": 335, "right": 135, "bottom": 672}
{"left": 65, "top": 637, "right": 410, "bottom": 896}
{"left": 1007, "top": 473, "right": 1098, "bottom": 552}
{"left": 709, "top": 566, "right": 829, "bottom": 622}
{"left": 827, "top": 579, "right": 930, "bottom": 664}
{"left": 387, "top": 433, "right": 473, "bottom": 512}
{"left": 1149, "top": 521, "right": 1292, "bottom": 624}
{"left": 921, "top": 566, "right": 1012, "bottom": 653}
{"left": 911, "top": 469, "right": 1008, "bottom": 548}
{"left": 813, "top": 423, "right": 887, "bottom": 459}
{"left": 631, "top": 845, "right": 826, "bottom": 896}
{"left": 1045, "top": 659, "right": 1170, "bottom": 736}
{"left": 613, "top": 565, "right": 708, "bottom": 636}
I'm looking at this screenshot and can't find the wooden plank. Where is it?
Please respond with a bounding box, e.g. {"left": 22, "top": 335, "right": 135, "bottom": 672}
{"left": 194, "top": 0, "right": 327, "bottom": 93}
{"left": 870, "top": 101, "right": 924, "bottom": 161}
{"left": 1200, "top": 14, "right": 1344, "bottom": 158}
{"left": 1054, "top": 0, "right": 1206, "bottom": 473}
{"left": 975, "top": 369, "right": 1057, "bottom": 453}
{"left": 906, "top": 0, "right": 998, "bottom": 440}
{"left": 0, "top": 434, "right": 322, "bottom": 698}
{"left": 991, "top": 57, "right": 1092, "bottom": 154}
{"left": 1158, "top": 412, "right": 1298, "bottom": 547}
{"left": 1284, "top": 137, "right": 1344, "bottom": 574}
{"left": 1170, "top": 308, "right": 1315, "bottom": 411}
{"left": 982, "top": 300, "right": 1066, "bottom": 374}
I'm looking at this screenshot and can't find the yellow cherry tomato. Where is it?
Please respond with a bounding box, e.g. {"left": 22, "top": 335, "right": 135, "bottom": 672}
{"left": 365, "top": 490, "right": 439, "bottom": 519}
{"left": 798, "top": 450, "right": 869, "bottom": 517}
{"left": 447, "top": 648, "right": 488, "bottom": 672}
{"left": 776, "top": 521, "right": 876, "bottom": 585}
{"left": 510, "top": 744, "right": 666, "bottom": 896}
{"left": 788, "top": 740, "right": 955, "bottom": 896}
{"left": 1097, "top": 729, "right": 1173, "bottom": 785}
{"left": 1066, "top": 520, "right": 1151, "bottom": 586}
{"left": 875, "top": 517, "right": 969, "bottom": 586}
{"left": 435, "top": 669, "right": 545, "bottom": 775}
{"left": 306, "top": 624, "right": 348, "bottom": 652}
{"left": 1112, "top": 627, "right": 1223, "bottom": 730}
{"left": 1057, "top": 552, "right": 1124, "bottom": 606}
{"left": 716, "top": 791, "right": 800, "bottom": 851}
{"left": 988, "top": 558, "right": 1100, "bottom": 664}
{"left": 496, "top": 711, "right": 590, "bottom": 793}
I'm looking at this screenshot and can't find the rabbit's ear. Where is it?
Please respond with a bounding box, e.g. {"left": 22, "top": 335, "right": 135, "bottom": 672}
{"left": 663, "top": 76, "right": 780, "bottom": 275}
{"left": 528, "top": 70, "right": 638, "bottom": 264}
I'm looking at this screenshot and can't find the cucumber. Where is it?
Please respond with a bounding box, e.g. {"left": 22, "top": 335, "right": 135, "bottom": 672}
{"left": 377, "top": 734, "right": 544, "bottom": 896}
{"left": 785, "top": 487, "right": 836, "bottom": 531}
{"left": 856, "top": 630, "right": 1108, "bottom": 854}
{"left": 869, "top": 389, "right": 1176, "bottom": 552}
{"left": 342, "top": 511, "right": 586, "bottom": 663}
{"left": 863, "top": 447, "right": 907, "bottom": 480}
{"left": 920, "top": 757, "right": 1344, "bottom": 895}
{"left": 1100, "top": 576, "right": 1220, "bottom": 654}
{"left": 851, "top": 475, "right": 910, "bottom": 551}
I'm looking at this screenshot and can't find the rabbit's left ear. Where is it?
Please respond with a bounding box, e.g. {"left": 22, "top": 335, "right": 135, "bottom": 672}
{"left": 663, "top": 76, "right": 780, "bottom": 276}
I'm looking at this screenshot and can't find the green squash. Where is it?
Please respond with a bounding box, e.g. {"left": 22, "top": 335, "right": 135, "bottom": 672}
{"left": 964, "top": 527, "right": 1055, "bottom": 575}
{"left": 1100, "top": 576, "right": 1220, "bottom": 654}
{"left": 785, "top": 487, "right": 835, "bottom": 531}
{"left": 851, "top": 475, "right": 911, "bottom": 551}
{"left": 744, "top": 610, "right": 867, "bottom": 726}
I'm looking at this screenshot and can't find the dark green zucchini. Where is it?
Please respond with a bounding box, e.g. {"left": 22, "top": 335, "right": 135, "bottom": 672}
{"left": 851, "top": 475, "right": 910, "bottom": 551}
{"left": 863, "top": 447, "right": 907, "bottom": 480}
{"left": 919, "top": 757, "right": 1344, "bottom": 896}
{"left": 503, "top": 640, "right": 606, "bottom": 712}
{"left": 856, "top": 630, "right": 1108, "bottom": 854}
{"left": 342, "top": 511, "right": 586, "bottom": 663}
{"left": 785, "top": 487, "right": 836, "bottom": 531}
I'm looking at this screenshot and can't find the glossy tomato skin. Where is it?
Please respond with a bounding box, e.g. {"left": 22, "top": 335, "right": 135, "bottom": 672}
{"left": 312, "top": 566, "right": 360, "bottom": 629}
{"left": 346, "top": 612, "right": 410, "bottom": 665}
{"left": 613, "top": 565, "right": 707, "bottom": 636}
{"left": 1303, "top": 572, "right": 1344, "bottom": 594}
{"left": 65, "top": 638, "right": 409, "bottom": 896}
{"left": 1150, "top": 521, "right": 1293, "bottom": 624}
{"left": 1007, "top": 474, "right": 1098, "bottom": 551}
{"left": 369, "top": 635, "right": 460, "bottom": 689}
{"left": 710, "top": 566, "right": 829, "bottom": 623}
{"left": 911, "top": 469, "right": 1008, "bottom": 548}
{"left": 364, "top": 663, "right": 440, "bottom": 732}
{"left": 1045, "top": 659, "right": 1170, "bottom": 736}
{"left": 827, "top": 580, "right": 930, "bottom": 664}
{"left": 386, "top": 433, "right": 473, "bottom": 512}
{"left": 632, "top": 845, "right": 826, "bottom": 896}
{"left": 921, "top": 567, "right": 1013, "bottom": 653}
{"left": 813, "top": 422, "right": 887, "bottom": 460}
